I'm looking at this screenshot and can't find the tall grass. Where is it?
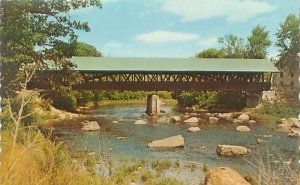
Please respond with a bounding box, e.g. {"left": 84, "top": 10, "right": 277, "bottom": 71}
{"left": 245, "top": 149, "right": 300, "bottom": 185}
{"left": 0, "top": 130, "right": 109, "bottom": 185}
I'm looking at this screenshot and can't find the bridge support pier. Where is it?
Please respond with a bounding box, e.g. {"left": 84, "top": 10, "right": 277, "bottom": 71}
{"left": 246, "top": 92, "right": 262, "bottom": 108}
{"left": 146, "top": 94, "right": 160, "bottom": 116}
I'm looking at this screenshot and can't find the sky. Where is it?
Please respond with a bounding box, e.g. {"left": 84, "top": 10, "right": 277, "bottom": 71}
{"left": 70, "top": 0, "right": 300, "bottom": 58}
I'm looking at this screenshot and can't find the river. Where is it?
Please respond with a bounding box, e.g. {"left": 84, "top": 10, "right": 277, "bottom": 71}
{"left": 53, "top": 101, "right": 300, "bottom": 184}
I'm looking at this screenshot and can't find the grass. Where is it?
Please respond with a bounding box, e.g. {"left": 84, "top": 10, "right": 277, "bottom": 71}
{"left": 251, "top": 102, "right": 300, "bottom": 120}
{"left": 152, "top": 159, "right": 172, "bottom": 177}
{"left": 244, "top": 149, "right": 300, "bottom": 185}
{"left": 0, "top": 130, "right": 105, "bottom": 185}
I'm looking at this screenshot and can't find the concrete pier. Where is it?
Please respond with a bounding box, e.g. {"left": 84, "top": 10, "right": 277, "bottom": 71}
{"left": 246, "top": 92, "right": 262, "bottom": 107}
{"left": 146, "top": 94, "right": 160, "bottom": 116}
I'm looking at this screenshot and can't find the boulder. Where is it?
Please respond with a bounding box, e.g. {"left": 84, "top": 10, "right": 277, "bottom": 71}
{"left": 288, "top": 117, "right": 300, "bottom": 128}
{"left": 219, "top": 113, "right": 233, "bottom": 121}
{"left": 232, "top": 119, "right": 242, "bottom": 124}
{"left": 209, "top": 117, "right": 219, "bottom": 124}
{"left": 147, "top": 135, "right": 184, "bottom": 148}
{"left": 216, "top": 145, "right": 251, "bottom": 156}
{"left": 248, "top": 120, "right": 256, "bottom": 124}
{"left": 236, "top": 126, "right": 251, "bottom": 132}
{"left": 257, "top": 139, "right": 267, "bottom": 144}
{"left": 134, "top": 120, "right": 147, "bottom": 125}
{"left": 187, "top": 127, "right": 201, "bottom": 132}
{"left": 81, "top": 121, "right": 100, "bottom": 131}
{"left": 112, "top": 121, "right": 120, "bottom": 123}
{"left": 184, "top": 117, "right": 199, "bottom": 123}
{"left": 205, "top": 167, "right": 250, "bottom": 185}
{"left": 171, "top": 116, "right": 181, "bottom": 123}
{"left": 288, "top": 128, "right": 300, "bottom": 137}
{"left": 277, "top": 119, "right": 292, "bottom": 132}
{"left": 205, "top": 113, "right": 212, "bottom": 117}
{"left": 193, "top": 145, "right": 207, "bottom": 150}
{"left": 238, "top": 114, "right": 250, "bottom": 123}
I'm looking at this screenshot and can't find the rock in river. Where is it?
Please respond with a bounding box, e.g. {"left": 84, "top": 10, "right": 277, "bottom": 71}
{"left": 236, "top": 126, "right": 251, "bottom": 132}
{"left": 205, "top": 167, "right": 250, "bottom": 185}
{"left": 171, "top": 116, "right": 181, "bottom": 123}
{"left": 184, "top": 117, "right": 199, "bottom": 123}
{"left": 81, "top": 121, "right": 100, "bottom": 131}
{"left": 288, "top": 128, "right": 300, "bottom": 137}
{"left": 187, "top": 127, "right": 201, "bottom": 132}
{"left": 134, "top": 120, "right": 147, "bottom": 125}
{"left": 216, "top": 145, "right": 251, "bottom": 156}
{"left": 237, "top": 114, "right": 249, "bottom": 123}
{"left": 147, "top": 135, "right": 184, "bottom": 148}
{"left": 232, "top": 119, "right": 242, "bottom": 124}
{"left": 209, "top": 117, "right": 219, "bottom": 124}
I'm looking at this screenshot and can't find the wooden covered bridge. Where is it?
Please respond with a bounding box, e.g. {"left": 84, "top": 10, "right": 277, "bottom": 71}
{"left": 31, "top": 57, "right": 278, "bottom": 92}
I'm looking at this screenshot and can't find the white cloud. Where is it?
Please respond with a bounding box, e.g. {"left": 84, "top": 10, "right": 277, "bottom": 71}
{"left": 198, "top": 37, "right": 218, "bottom": 47}
{"left": 135, "top": 30, "right": 199, "bottom": 43}
{"left": 103, "top": 41, "right": 122, "bottom": 49}
{"left": 162, "top": 0, "right": 276, "bottom": 22}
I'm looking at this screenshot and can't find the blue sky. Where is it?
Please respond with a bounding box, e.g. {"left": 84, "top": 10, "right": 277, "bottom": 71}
{"left": 70, "top": 0, "right": 299, "bottom": 58}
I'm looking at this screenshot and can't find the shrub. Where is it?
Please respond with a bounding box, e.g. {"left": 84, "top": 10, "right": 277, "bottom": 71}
{"left": 172, "top": 91, "right": 246, "bottom": 110}
{"left": 152, "top": 159, "right": 172, "bottom": 176}
{"left": 253, "top": 101, "right": 299, "bottom": 118}
{"left": 0, "top": 130, "right": 103, "bottom": 185}
{"left": 75, "top": 91, "right": 94, "bottom": 106}
{"left": 141, "top": 170, "right": 153, "bottom": 183}
{"left": 52, "top": 91, "right": 77, "bottom": 112}
{"left": 1, "top": 91, "right": 40, "bottom": 129}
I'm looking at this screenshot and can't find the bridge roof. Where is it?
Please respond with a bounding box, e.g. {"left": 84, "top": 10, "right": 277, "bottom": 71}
{"left": 53, "top": 57, "right": 279, "bottom": 73}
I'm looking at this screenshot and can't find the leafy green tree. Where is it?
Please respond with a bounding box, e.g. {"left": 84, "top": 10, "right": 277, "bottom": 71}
{"left": 276, "top": 14, "right": 300, "bottom": 70}
{"left": 218, "top": 34, "right": 245, "bottom": 58}
{"left": 246, "top": 25, "right": 271, "bottom": 59}
{"left": 0, "top": 0, "right": 101, "bottom": 95}
{"left": 74, "top": 41, "right": 102, "bottom": 57}
{"left": 196, "top": 48, "right": 226, "bottom": 58}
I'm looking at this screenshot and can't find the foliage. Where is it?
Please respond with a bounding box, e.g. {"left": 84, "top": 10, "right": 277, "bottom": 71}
{"left": 1, "top": 91, "right": 40, "bottom": 130}
{"left": 102, "top": 91, "right": 172, "bottom": 101}
{"left": 0, "top": 0, "right": 101, "bottom": 95}
{"left": 276, "top": 14, "right": 300, "bottom": 70}
{"left": 152, "top": 159, "right": 172, "bottom": 177}
{"left": 111, "top": 160, "right": 146, "bottom": 184}
{"left": 218, "top": 34, "right": 245, "bottom": 58}
{"left": 246, "top": 25, "right": 271, "bottom": 59}
{"left": 245, "top": 150, "right": 300, "bottom": 185}
{"left": 174, "top": 160, "right": 180, "bottom": 168}
{"left": 74, "top": 91, "right": 95, "bottom": 106}
{"left": 184, "top": 163, "right": 197, "bottom": 172}
{"left": 172, "top": 91, "right": 245, "bottom": 110}
{"left": 74, "top": 41, "right": 102, "bottom": 57}
{"left": 253, "top": 100, "right": 299, "bottom": 119}
{"left": 51, "top": 91, "right": 77, "bottom": 112}
{"left": 140, "top": 170, "right": 153, "bottom": 183}
{"left": 0, "top": 130, "right": 105, "bottom": 185}
{"left": 196, "top": 48, "right": 226, "bottom": 58}
{"left": 203, "top": 163, "right": 209, "bottom": 173}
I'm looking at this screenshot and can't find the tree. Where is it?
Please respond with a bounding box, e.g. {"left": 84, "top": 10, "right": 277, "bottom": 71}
{"left": 218, "top": 34, "right": 245, "bottom": 58}
{"left": 276, "top": 14, "right": 300, "bottom": 70}
{"left": 74, "top": 41, "right": 102, "bottom": 57}
{"left": 246, "top": 25, "right": 271, "bottom": 59}
{"left": 0, "top": 0, "right": 101, "bottom": 95}
{"left": 196, "top": 48, "right": 226, "bottom": 58}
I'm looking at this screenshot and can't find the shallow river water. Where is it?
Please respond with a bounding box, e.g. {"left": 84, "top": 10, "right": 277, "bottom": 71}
{"left": 56, "top": 101, "right": 300, "bottom": 184}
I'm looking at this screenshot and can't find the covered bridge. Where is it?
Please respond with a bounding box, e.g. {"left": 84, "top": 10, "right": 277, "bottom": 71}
{"left": 32, "top": 57, "right": 279, "bottom": 92}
